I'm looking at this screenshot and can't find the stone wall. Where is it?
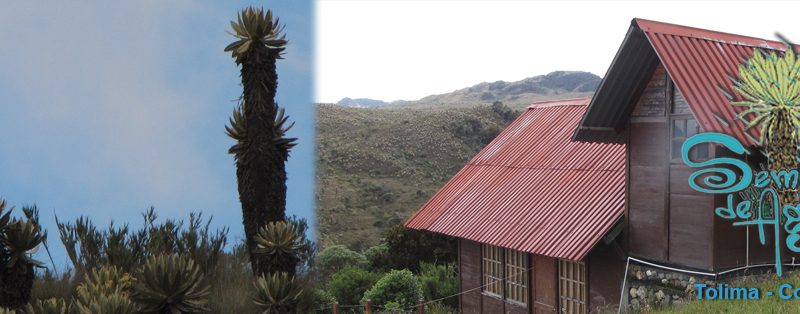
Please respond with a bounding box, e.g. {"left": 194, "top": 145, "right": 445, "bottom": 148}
{"left": 623, "top": 264, "right": 715, "bottom": 312}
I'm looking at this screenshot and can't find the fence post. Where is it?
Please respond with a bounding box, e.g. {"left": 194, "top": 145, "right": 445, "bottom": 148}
{"left": 417, "top": 298, "right": 425, "bottom": 314}
{"left": 332, "top": 301, "right": 339, "bottom": 314}
{"left": 365, "top": 299, "right": 372, "bottom": 314}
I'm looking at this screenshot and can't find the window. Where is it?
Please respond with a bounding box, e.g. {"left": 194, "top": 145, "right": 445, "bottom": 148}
{"left": 559, "top": 259, "right": 586, "bottom": 314}
{"left": 481, "top": 244, "right": 530, "bottom": 306}
{"left": 482, "top": 244, "right": 503, "bottom": 297}
{"left": 505, "top": 249, "right": 529, "bottom": 305}
{"left": 671, "top": 118, "right": 709, "bottom": 162}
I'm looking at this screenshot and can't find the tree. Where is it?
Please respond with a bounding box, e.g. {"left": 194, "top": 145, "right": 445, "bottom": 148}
{"left": 315, "top": 245, "right": 367, "bottom": 279}
{"left": 225, "top": 7, "right": 297, "bottom": 276}
{"left": 383, "top": 225, "right": 456, "bottom": 272}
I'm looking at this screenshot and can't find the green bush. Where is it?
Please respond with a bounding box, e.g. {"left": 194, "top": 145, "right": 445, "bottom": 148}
{"left": 363, "top": 244, "right": 390, "bottom": 273}
{"left": 307, "top": 289, "right": 336, "bottom": 314}
{"left": 56, "top": 207, "right": 228, "bottom": 278}
{"left": 490, "top": 101, "right": 519, "bottom": 123}
{"left": 316, "top": 245, "right": 367, "bottom": 279}
{"left": 383, "top": 225, "right": 456, "bottom": 272}
{"left": 362, "top": 269, "right": 422, "bottom": 309}
{"left": 418, "top": 263, "right": 458, "bottom": 309}
{"left": 326, "top": 267, "right": 380, "bottom": 306}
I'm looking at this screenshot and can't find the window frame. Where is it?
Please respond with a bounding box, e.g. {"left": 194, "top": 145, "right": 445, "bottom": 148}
{"left": 504, "top": 249, "right": 529, "bottom": 305}
{"left": 480, "top": 244, "right": 530, "bottom": 307}
{"left": 669, "top": 115, "right": 711, "bottom": 164}
{"left": 481, "top": 244, "right": 503, "bottom": 298}
{"left": 558, "top": 259, "right": 587, "bottom": 314}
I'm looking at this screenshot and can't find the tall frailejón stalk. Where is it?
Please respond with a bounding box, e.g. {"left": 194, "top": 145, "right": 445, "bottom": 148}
{"left": 225, "top": 7, "right": 297, "bottom": 276}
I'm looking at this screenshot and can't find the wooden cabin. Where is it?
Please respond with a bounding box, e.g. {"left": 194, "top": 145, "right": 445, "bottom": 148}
{"left": 405, "top": 18, "right": 791, "bottom": 313}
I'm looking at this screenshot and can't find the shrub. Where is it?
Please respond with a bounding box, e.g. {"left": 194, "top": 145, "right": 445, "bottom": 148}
{"left": 56, "top": 208, "right": 228, "bottom": 279}
{"left": 253, "top": 220, "right": 314, "bottom": 277}
{"left": 304, "top": 289, "right": 336, "bottom": 314}
{"left": 326, "top": 267, "right": 380, "bottom": 306}
{"left": 132, "top": 254, "right": 211, "bottom": 313}
{"left": 383, "top": 225, "right": 456, "bottom": 272}
{"left": 363, "top": 244, "right": 390, "bottom": 273}
{"left": 23, "top": 298, "right": 71, "bottom": 314}
{"left": 0, "top": 201, "right": 46, "bottom": 309}
{"left": 315, "top": 245, "right": 367, "bottom": 279}
{"left": 31, "top": 269, "right": 71, "bottom": 302}
{"left": 252, "top": 272, "right": 303, "bottom": 314}
{"left": 418, "top": 263, "right": 458, "bottom": 308}
{"left": 74, "top": 265, "right": 136, "bottom": 313}
{"left": 362, "top": 269, "right": 422, "bottom": 309}
{"left": 490, "top": 101, "right": 519, "bottom": 123}
{"left": 76, "top": 292, "right": 138, "bottom": 314}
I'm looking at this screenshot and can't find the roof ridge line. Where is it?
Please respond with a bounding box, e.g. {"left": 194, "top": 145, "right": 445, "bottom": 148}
{"left": 634, "top": 18, "right": 787, "bottom": 50}
{"left": 465, "top": 163, "right": 622, "bottom": 172}
{"left": 527, "top": 97, "right": 592, "bottom": 109}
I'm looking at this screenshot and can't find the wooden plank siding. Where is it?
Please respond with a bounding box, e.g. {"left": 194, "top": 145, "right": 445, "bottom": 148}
{"left": 628, "top": 121, "right": 668, "bottom": 260}
{"left": 533, "top": 255, "right": 557, "bottom": 313}
{"left": 627, "top": 63, "right": 721, "bottom": 270}
{"left": 460, "top": 239, "right": 536, "bottom": 313}
{"left": 460, "top": 239, "right": 482, "bottom": 313}
{"left": 460, "top": 239, "right": 625, "bottom": 313}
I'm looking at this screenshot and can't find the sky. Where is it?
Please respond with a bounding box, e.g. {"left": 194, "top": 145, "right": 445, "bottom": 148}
{"left": 0, "top": 1, "right": 314, "bottom": 270}
{"left": 317, "top": 0, "right": 800, "bottom": 103}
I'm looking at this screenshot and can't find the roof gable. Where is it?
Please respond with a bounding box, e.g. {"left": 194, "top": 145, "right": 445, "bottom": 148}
{"left": 576, "top": 18, "right": 790, "bottom": 146}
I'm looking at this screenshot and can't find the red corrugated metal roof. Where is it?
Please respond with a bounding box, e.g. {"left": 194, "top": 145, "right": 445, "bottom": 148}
{"left": 404, "top": 98, "right": 626, "bottom": 261}
{"left": 635, "top": 18, "right": 790, "bottom": 146}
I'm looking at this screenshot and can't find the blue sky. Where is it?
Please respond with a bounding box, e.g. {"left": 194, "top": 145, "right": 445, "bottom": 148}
{"left": 0, "top": 2, "right": 314, "bottom": 270}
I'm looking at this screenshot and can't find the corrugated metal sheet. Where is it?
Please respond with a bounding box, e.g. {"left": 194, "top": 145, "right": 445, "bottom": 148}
{"left": 405, "top": 98, "right": 626, "bottom": 261}
{"left": 578, "top": 18, "right": 789, "bottom": 145}
{"left": 637, "top": 18, "right": 789, "bottom": 146}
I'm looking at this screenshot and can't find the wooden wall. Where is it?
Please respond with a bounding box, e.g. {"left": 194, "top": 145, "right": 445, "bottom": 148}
{"left": 460, "top": 239, "right": 482, "bottom": 313}
{"left": 627, "top": 64, "right": 717, "bottom": 270}
{"left": 628, "top": 65, "right": 669, "bottom": 261}
{"left": 459, "top": 239, "right": 625, "bottom": 313}
{"left": 461, "top": 239, "right": 565, "bottom": 313}
{"left": 628, "top": 121, "right": 668, "bottom": 260}
{"left": 533, "top": 255, "right": 557, "bottom": 313}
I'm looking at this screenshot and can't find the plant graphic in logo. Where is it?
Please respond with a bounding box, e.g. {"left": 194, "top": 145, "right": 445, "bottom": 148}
{"left": 730, "top": 44, "right": 800, "bottom": 211}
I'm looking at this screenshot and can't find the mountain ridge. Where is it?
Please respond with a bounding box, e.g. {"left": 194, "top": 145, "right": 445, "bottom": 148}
{"left": 336, "top": 70, "right": 601, "bottom": 109}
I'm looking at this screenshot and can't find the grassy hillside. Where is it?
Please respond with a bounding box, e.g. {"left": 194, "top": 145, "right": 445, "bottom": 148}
{"left": 315, "top": 103, "right": 517, "bottom": 250}
{"left": 336, "top": 71, "right": 599, "bottom": 110}
{"left": 410, "top": 71, "right": 598, "bottom": 109}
